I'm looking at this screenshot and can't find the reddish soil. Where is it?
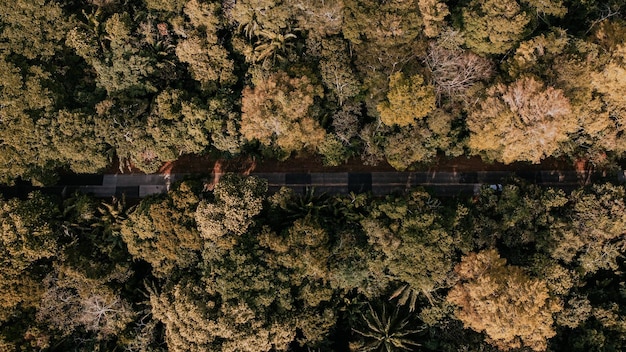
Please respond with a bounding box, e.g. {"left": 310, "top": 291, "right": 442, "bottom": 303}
{"left": 104, "top": 152, "right": 578, "bottom": 175}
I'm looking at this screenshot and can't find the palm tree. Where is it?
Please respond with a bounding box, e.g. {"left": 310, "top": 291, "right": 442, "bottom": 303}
{"left": 389, "top": 285, "right": 420, "bottom": 312}
{"left": 352, "top": 303, "right": 423, "bottom": 352}
{"left": 252, "top": 29, "right": 297, "bottom": 64}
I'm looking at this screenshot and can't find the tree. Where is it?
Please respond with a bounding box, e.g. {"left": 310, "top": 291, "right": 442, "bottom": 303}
{"left": 120, "top": 181, "right": 202, "bottom": 277}
{"left": 521, "top": 0, "right": 567, "bottom": 18}
{"left": 358, "top": 123, "right": 388, "bottom": 166}
{"left": 0, "top": 59, "right": 57, "bottom": 183}
{"left": 588, "top": 20, "right": 626, "bottom": 156}
{"left": 37, "top": 264, "right": 135, "bottom": 341}
{"left": 152, "top": 176, "right": 341, "bottom": 351}
{"left": 259, "top": 216, "right": 331, "bottom": 290}
{"left": 469, "top": 182, "right": 569, "bottom": 248}
{"left": 549, "top": 35, "right": 626, "bottom": 161}
{"left": 342, "top": 0, "right": 427, "bottom": 110}
{"left": 240, "top": 71, "right": 326, "bottom": 155}
{"left": 226, "top": 0, "right": 298, "bottom": 65}
{"left": 150, "top": 275, "right": 295, "bottom": 352}
{"left": 145, "top": 0, "right": 187, "bottom": 13}
{"left": 447, "top": 249, "right": 561, "bottom": 351}
{"left": 33, "top": 192, "right": 138, "bottom": 349}
{"left": 39, "top": 110, "right": 110, "bottom": 174}
{"left": 506, "top": 29, "right": 570, "bottom": 78}
{"left": 227, "top": 0, "right": 293, "bottom": 40}
{"left": 418, "top": 0, "right": 450, "bottom": 38}
{"left": 424, "top": 32, "right": 493, "bottom": 100}
{"left": 319, "top": 37, "right": 361, "bottom": 106}
{"left": 294, "top": 0, "right": 344, "bottom": 38}
{"left": 383, "top": 109, "right": 462, "bottom": 170}
{"left": 461, "top": 0, "right": 530, "bottom": 55}
{"left": 547, "top": 183, "right": 626, "bottom": 275}
{"left": 66, "top": 13, "right": 156, "bottom": 97}
{"left": 467, "top": 76, "right": 575, "bottom": 164}
{"left": 0, "top": 193, "right": 59, "bottom": 322}
{"left": 377, "top": 72, "right": 436, "bottom": 127}
{"left": 342, "top": 0, "right": 424, "bottom": 50}
{"left": 146, "top": 89, "right": 214, "bottom": 157}
{"left": 362, "top": 190, "right": 459, "bottom": 307}
{"left": 332, "top": 102, "right": 362, "bottom": 144}
{"left": 0, "top": 0, "right": 72, "bottom": 60}
{"left": 317, "top": 134, "right": 351, "bottom": 166}
{"left": 195, "top": 174, "right": 267, "bottom": 255}
{"left": 351, "top": 303, "right": 422, "bottom": 352}
{"left": 92, "top": 88, "right": 237, "bottom": 174}
{"left": 0, "top": 10, "right": 106, "bottom": 183}
{"left": 175, "top": 0, "right": 236, "bottom": 89}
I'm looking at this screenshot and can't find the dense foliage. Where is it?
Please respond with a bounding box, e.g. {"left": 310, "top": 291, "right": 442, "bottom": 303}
{"left": 1, "top": 0, "right": 626, "bottom": 184}
{"left": 3, "top": 0, "right": 626, "bottom": 350}
{"left": 0, "top": 175, "right": 625, "bottom": 351}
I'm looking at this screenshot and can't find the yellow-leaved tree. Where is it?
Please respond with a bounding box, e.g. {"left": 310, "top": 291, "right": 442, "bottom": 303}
{"left": 377, "top": 72, "right": 436, "bottom": 127}
{"left": 447, "top": 249, "right": 561, "bottom": 351}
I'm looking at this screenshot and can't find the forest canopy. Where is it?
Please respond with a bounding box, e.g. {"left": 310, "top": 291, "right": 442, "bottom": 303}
{"left": 2, "top": 0, "right": 626, "bottom": 351}
{"left": 0, "top": 176, "right": 624, "bottom": 351}
{"left": 0, "top": 0, "right": 626, "bottom": 183}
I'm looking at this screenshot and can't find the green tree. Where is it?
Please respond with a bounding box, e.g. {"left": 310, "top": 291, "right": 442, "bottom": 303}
{"left": 505, "top": 29, "right": 570, "bottom": 78}
{"left": 120, "top": 181, "right": 202, "bottom": 277}
{"left": 461, "top": 0, "right": 531, "bottom": 55}
{"left": 0, "top": 193, "right": 60, "bottom": 349}
{"left": 227, "top": 0, "right": 293, "bottom": 39}
{"left": 93, "top": 90, "right": 234, "bottom": 173}
{"left": 319, "top": 37, "right": 361, "bottom": 106}
{"left": 195, "top": 174, "right": 267, "bottom": 255}
{"left": 259, "top": 216, "right": 333, "bottom": 304}
{"left": 521, "top": 0, "right": 567, "bottom": 17}
{"left": 227, "top": 0, "right": 298, "bottom": 65}
{"left": 317, "top": 134, "right": 351, "bottom": 166}
{"left": 0, "top": 0, "right": 72, "bottom": 60}
{"left": 147, "top": 89, "right": 214, "bottom": 156}
{"left": 175, "top": 0, "right": 236, "bottom": 89}
{"left": 469, "top": 182, "right": 569, "bottom": 248}
{"left": 362, "top": 190, "right": 459, "bottom": 307}
{"left": 39, "top": 110, "right": 110, "bottom": 174}
{"left": 383, "top": 109, "right": 462, "bottom": 170}
{"left": 342, "top": 0, "right": 427, "bottom": 111}
{"left": 547, "top": 183, "right": 626, "bottom": 275}
{"left": 0, "top": 17, "right": 108, "bottom": 183}
{"left": 351, "top": 303, "right": 422, "bottom": 352}
{"left": 150, "top": 274, "right": 295, "bottom": 352}
{"left": 0, "top": 59, "right": 56, "bottom": 183}
{"left": 151, "top": 176, "right": 342, "bottom": 351}
{"left": 66, "top": 13, "right": 156, "bottom": 97}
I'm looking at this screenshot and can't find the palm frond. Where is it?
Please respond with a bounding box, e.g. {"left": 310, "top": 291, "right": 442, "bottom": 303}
{"left": 353, "top": 303, "right": 422, "bottom": 352}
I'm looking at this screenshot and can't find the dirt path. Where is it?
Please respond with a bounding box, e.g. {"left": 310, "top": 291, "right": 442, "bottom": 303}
{"left": 105, "top": 153, "right": 578, "bottom": 176}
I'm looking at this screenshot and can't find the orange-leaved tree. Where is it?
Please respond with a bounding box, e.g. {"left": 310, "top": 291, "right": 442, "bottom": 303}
{"left": 447, "top": 249, "right": 561, "bottom": 351}
{"left": 240, "top": 71, "right": 326, "bottom": 156}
